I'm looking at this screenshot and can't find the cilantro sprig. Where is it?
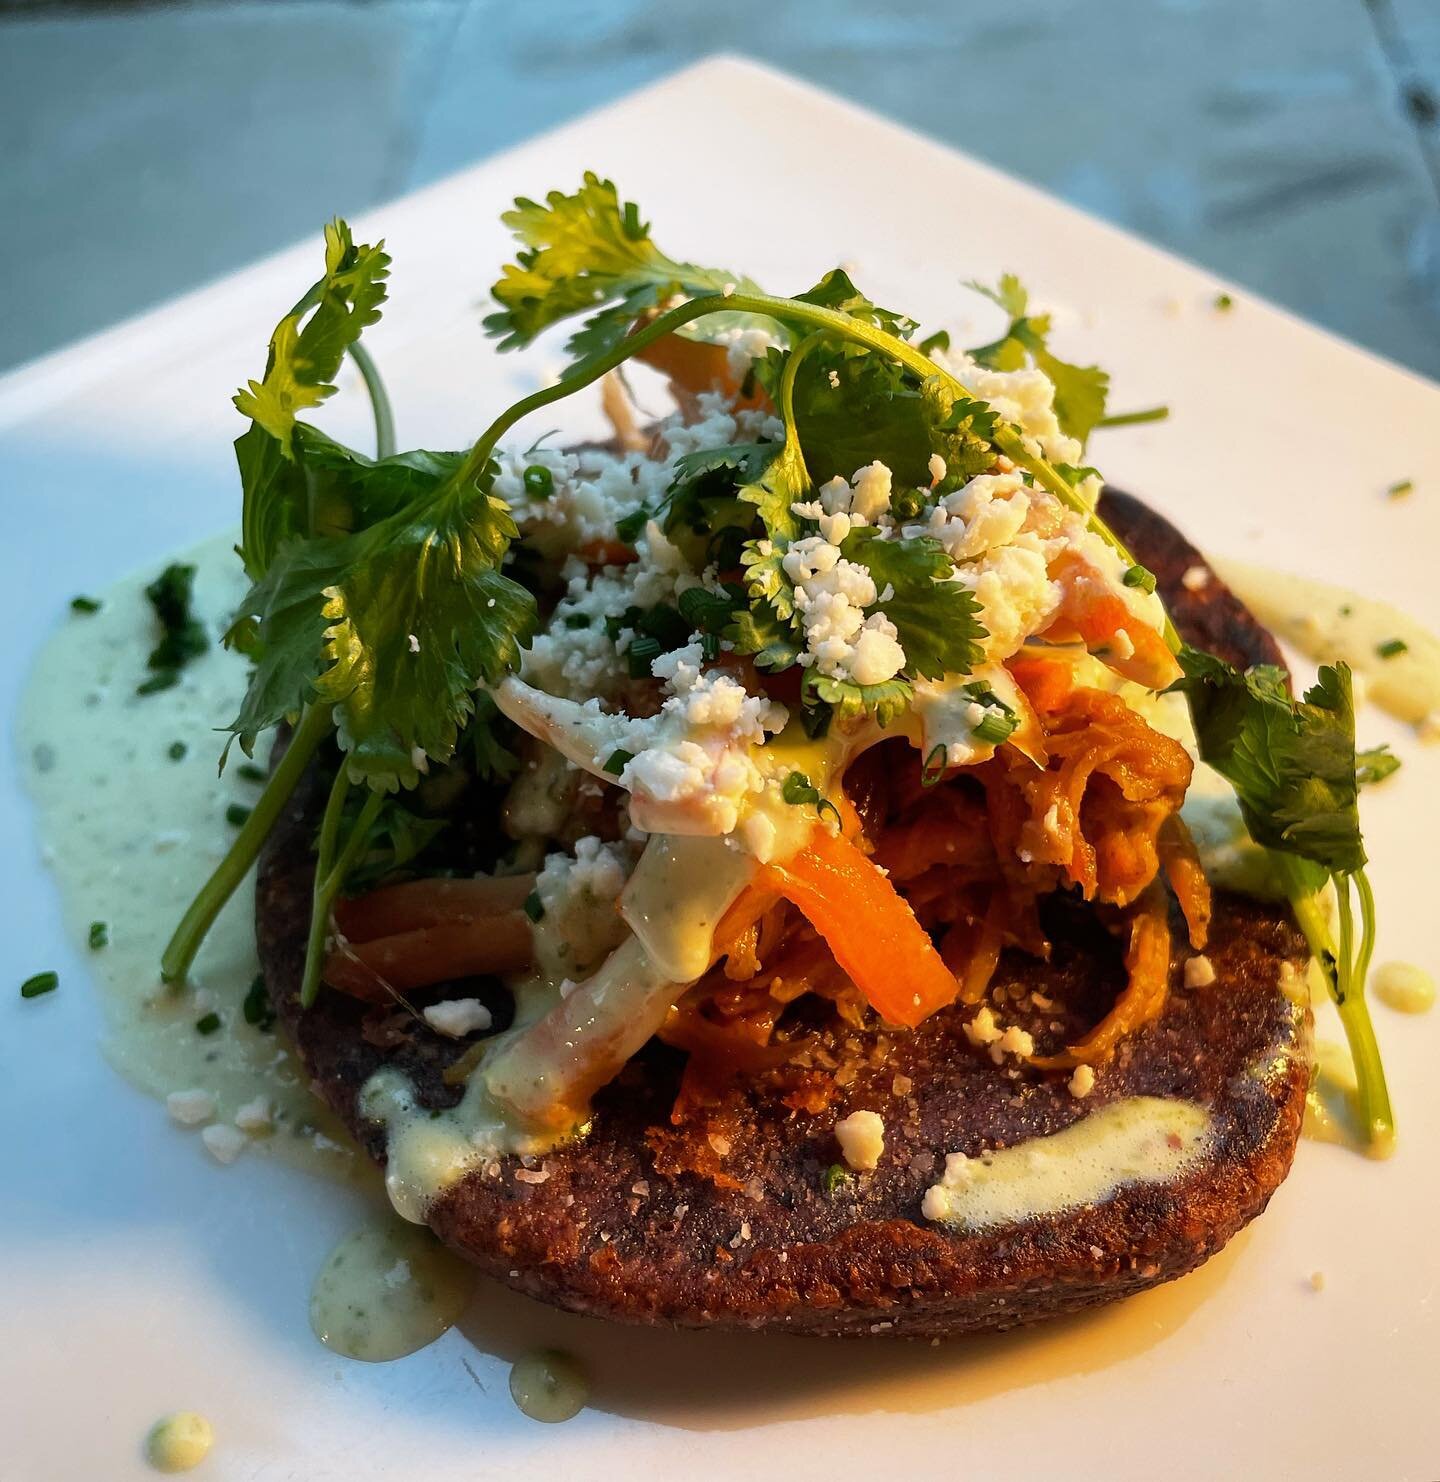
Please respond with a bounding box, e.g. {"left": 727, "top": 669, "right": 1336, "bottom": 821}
{"left": 1172, "top": 650, "right": 1392, "bottom": 1146}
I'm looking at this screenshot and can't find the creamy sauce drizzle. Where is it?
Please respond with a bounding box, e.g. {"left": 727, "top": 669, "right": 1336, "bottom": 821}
{"left": 18, "top": 532, "right": 357, "bottom": 1178}
{"left": 144, "top": 1413, "right": 213, "bottom": 1474}
{"left": 1372, "top": 960, "right": 1435, "bottom": 1015}
{"left": 309, "top": 1220, "right": 474, "bottom": 1361}
{"left": 508, "top": 1349, "right": 590, "bottom": 1423}
{"left": 1211, "top": 557, "right": 1440, "bottom": 728}
{"left": 922, "top": 1097, "right": 1211, "bottom": 1230}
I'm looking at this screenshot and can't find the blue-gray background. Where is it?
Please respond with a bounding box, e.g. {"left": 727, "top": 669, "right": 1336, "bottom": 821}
{"left": 3, "top": 0, "right": 1438, "bottom": 379}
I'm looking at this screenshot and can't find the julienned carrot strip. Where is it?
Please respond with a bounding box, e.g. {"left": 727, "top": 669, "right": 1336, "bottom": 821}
{"left": 333, "top": 874, "right": 536, "bottom": 945}
{"left": 757, "top": 828, "right": 958, "bottom": 1029}
{"left": 323, "top": 912, "right": 534, "bottom": 1000}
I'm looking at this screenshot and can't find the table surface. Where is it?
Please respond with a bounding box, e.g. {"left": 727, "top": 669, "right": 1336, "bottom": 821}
{"left": 2, "top": 0, "right": 1439, "bottom": 381}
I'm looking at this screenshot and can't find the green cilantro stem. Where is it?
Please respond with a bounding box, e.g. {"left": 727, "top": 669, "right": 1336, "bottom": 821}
{"left": 1095, "top": 405, "right": 1170, "bottom": 428}
{"left": 160, "top": 702, "right": 333, "bottom": 984}
{"left": 455, "top": 290, "right": 1178, "bottom": 649}
{"left": 1276, "top": 856, "right": 1392, "bottom": 1150}
{"left": 299, "top": 773, "right": 385, "bottom": 1008}
{"left": 348, "top": 341, "right": 395, "bottom": 459}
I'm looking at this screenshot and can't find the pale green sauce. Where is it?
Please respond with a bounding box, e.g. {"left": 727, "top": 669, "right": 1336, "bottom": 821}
{"left": 18, "top": 532, "right": 356, "bottom": 1178}
{"left": 508, "top": 1349, "right": 590, "bottom": 1423}
{"left": 922, "top": 1097, "right": 1211, "bottom": 1231}
{"left": 144, "top": 1412, "right": 213, "bottom": 1473}
{"left": 1373, "top": 960, "right": 1435, "bottom": 1015}
{"left": 1212, "top": 557, "right": 1440, "bottom": 728}
{"left": 310, "top": 1221, "right": 474, "bottom": 1361}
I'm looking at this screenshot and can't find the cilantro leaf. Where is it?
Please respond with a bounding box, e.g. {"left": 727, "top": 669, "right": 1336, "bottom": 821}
{"left": 967, "top": 274, "right": 1110, "bottom": 446}
{"left": 233, "top": 221, "right": 391, "bottom": 577}
{"left": 1170, "top": 648, "right": 1364, "bottom": 874}
{"left": 1356, "top": 745, "right": 1401, "bottom": 787}
{"left": 803, "top": 671, "right": 912, "bottom": 730}
{"left": 736, "top": 437, "right": 809, "bottom": 544}
{"left": 483, "top": 173, "right": 758, "bottom": 362}
{"left": 726, "top": 598, "right": 803, "bottom": 671}
{"left": 228, "top": 462, "right": 537, "bottom": 786}
{"left": 841, "top": 528, "right": 987, "bottom": 681}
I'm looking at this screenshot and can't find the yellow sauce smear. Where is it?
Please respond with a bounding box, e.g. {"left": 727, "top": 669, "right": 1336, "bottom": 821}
{"left": 922, "top": 1097, "right": 1211, "bottom": 1230}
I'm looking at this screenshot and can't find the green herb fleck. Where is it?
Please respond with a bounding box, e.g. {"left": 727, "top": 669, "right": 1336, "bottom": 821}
{"left": 225, "top": 803, "right": 253, "bottom": 827}
{"left": 974, "top": 709, "right": 1018, "bottom": 746}
{"left": 614, "top": 505, "right": 650, "bottom": 544}
{"left": 1214, "top": 292, "right": 1234, "bottom": 311}
{"left": 88, "top": 921, "right": 109, "bottom": 951}
{"left": 242, "top": 974, "right": 275, "bottom": 1031}
{"left": 562, "top": 613, "right": 591, "bottom": 630}
{"left": 603, "top": 749, "right": 634, "bottom": 776}
{"left": 138, "top": 562, "right": 207, "bottom": 696}
{"left": 1123, "top": 564, "right": 1157, "bottom": 593}
{"left": 523, "top": 890, "right": 545, "bottom": 924}
{"left": 920, "top": 744, "right": 949, "bottom": 787}
{"left": 236, "top": 762, "right": 267, "bottom": 783}
{"left": 821, "top": 1163, "right": 852, "bottom": 1197}
{"left": 1357, "top": 746, "right": 1401, "bottom": 787}
{"left": 21, "top": 971, "right": 59, "bottom": 999}
{"left": 70, "top": 595, "right": 102, "bottom": 614}
{"left": 195, "top": 1012, "right": 221, "bottom": 1035}
{"left": 1376, "top": 639, "right": 1407, "bottom": 660}
{"left": 625, "top": 634, "right": 663, "bottom": 678}
{"left": 523, "top": 464, "right": 554, "bottom": 498}
{"left": 167, "top": 740, "right": 187, "bottom": 761}
{"left": 782, "top": 771, "right": 822, "bottom": 807}
{"left": 1385, "top": 479, "right": 1413, "bottom": 499}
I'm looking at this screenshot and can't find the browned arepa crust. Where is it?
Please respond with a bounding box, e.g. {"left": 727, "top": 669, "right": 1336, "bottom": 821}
{"left": 257, "top": 487, "right": 1311, "bottom": 1338}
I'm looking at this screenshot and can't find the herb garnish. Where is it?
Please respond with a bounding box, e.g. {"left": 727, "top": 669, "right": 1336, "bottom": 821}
{"left": 167, "top": 740, "right": 187, "bottom": 761}
{"left": 21, "top": 971, "right": 58, "bottom": 999}
{"left": 195, "top": 1012, "right": 221, "bottom": 1035}
{"left": 88, "top": 921, "right": 109, "bottom": 950}
{"left": 242, "top": 974, "right": 276, "bottom": 1031}
{"left": 523, "top": 890, "right": 546, "bottom": 924}
{"left": 1385, "top": 479, "right": 1413, "bottom": 499}
{"left": 70, "top": 595, "right": 101, "bottom": 614}
{"left": 139, "top": 562, "right": 207, "bottom": 695}
{"left": 1376, "top": 639, "right": 1407, "bottom": 659}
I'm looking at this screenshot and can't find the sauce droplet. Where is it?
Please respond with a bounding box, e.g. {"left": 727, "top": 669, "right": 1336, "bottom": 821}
{"left": 1373, "top": 960, "right": 1436, "bottom": 1015}
{"left": 145, "top": 1412, "right": 213, "bottom": 1473}
{"left": 509, "top": 1348, "right": 589, "bottom": 1423}
{"left": 310, "top": 1221, "right": 472, "bottom": 1361}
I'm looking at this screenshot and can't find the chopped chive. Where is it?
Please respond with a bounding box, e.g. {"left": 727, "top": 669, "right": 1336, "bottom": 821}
{"left": 88, "top": 921, "right": 109, "bottom": 951}
{"left": 677, "top": 584, "right": 737, "bottom": 633}
{"left": 523, "top": 890, "right": 545, "bottom": 924}
{"left": 918, "top": 329, "right": 951, "bottom": 356}
{"left": 225, "top": 802, "right": 253, "bottom": 827}
{"left": 167, "top": 740, "right": 187, "bottom": 761}
{"left": 816, "top": 798, "right": 843, "bottom": 829}
{"left": 603, "top": 749, "right": 634, "bottom": 776}
{"left": 920, "top": 744, "right": 949, "bottom": 787}
{"left": 236, "top": 762, "right": 266, "bottom": 783}
{"left": 562, "top": 613, "right": 591, "bottom": 630}
{"left": 195, "top": 1012, "right": 221, "bottom": 1035}
{"left": 21, "top": 971, "right": 59, "bottom": 999}
{"left": 1213, "top": 292, "right": 1234, "bottom": 311}
{"left": 1339, "top": 604, "right": 1353, "bottom": 617}
{"left": 1376, "top": 639, "right": 1408, "bottom": 660}
{"left": 1123, "top": 564, "right": 1157, "bottom": 593}
{"left": 625, "top": 635, "right": 663, "bottom": 678}
{"left": 1385, "top": 479, "right": 1413, "bottom": 499}
{"left": 889, "top": 487, "right": 926, "bottom": 521}
{"left": 242, "top": 973, "right": 275, "bottom": 1031}
{"left": 821, "top": 1163, "right": 852, "bottom": 1197}
{"left": 136, "top": 672, "right": 180, "bottom": 697}
{"left": 782, "top": 771, "right": 820, "bottom": 806}
{"left": 614, "top": 506, "right": 650, "bottom": 544}
{"left": 974, "top": 710, "right": 1018, "bottom": 746}
{"left": 523, "top": 464, "right": 554, "bottom": 499}
{"left": 70, "top": 595, "right": 102, "bottom": 614}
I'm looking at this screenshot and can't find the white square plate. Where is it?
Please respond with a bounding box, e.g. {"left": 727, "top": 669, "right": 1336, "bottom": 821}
{"left": 3, "top": 56, "right": 1438, "bottom": 1482}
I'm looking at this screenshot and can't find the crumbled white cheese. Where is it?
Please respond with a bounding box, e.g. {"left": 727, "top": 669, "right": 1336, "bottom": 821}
{"left": 166, "top": 1088, "right": 215, "bottom": 1126}
{"left": 200, "top": 1123, "right": 246, "bottom": 1164}
{"left": 1068, "top": 1065, "right": 1096, "bottom": 1098}
{"left": 233, "top": 1096, "right": 272, "bottom": 1133}
{"left": 834, "top": 1109, "right": 886, "bottom": 1171}
{"left": 930, "top": 343, "right": 1083, "bottom": 466}
{"left": 1183, "top": 954, "right": 1217, "bottom": 989}
{"left": 1181, "top": 564, "right": 1210, "bottom": 592}
{"left": 422, "top": 997, "right": 494, "bottom": 1037}
{"left": 849, "top": 461, "right": 893, "bottom": 521}
{"left": 928, "top": 452, "right": 947, "bottom": 487}
{"left": 963, "top": 1006, "right": 1002, "bottom": 1046}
